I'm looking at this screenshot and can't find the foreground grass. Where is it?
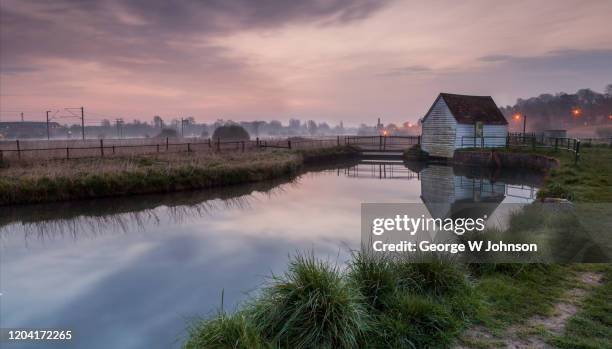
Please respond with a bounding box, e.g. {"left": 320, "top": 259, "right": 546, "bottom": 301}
{"left": 185, "top": 253, "right": 477, "bottom": 349}
{"left": 0, "top": 146, "right": 358, "bottom": 205}
{"left": 550, "top": 265, "right": 612, "bottom": 349}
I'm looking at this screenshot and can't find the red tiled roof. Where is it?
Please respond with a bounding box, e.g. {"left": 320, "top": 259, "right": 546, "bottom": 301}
{"left": 439, "top": 93, "right": 508, "bottom": 125}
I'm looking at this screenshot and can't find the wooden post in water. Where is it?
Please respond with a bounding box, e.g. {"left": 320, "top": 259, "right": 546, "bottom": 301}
{"left": 288, "top": 140, "right": 292, "bottom": 149}
{"left": 66, "top": 147, "right": 70, "bottom": 159}
{"left": 166, "top": 137, "right": 169, "bottom": 151}
{"left": 16, "top": 140, "right": 20, "bottom": 160}
{"left": 187, "top": 143, "right": 191, "bottom": 153}
{"left": 100, "top": 139, "right": 104, "bottom": 157}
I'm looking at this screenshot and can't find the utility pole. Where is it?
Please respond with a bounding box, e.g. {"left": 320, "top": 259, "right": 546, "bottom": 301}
{"left": 46, "top": 110, "right": 51, "bottom": 140}
{"left": 80, "top": 106, "right": 85, "bottom": 140}
{"left": 116, "top": 118, "right": 123, "bottom": 139}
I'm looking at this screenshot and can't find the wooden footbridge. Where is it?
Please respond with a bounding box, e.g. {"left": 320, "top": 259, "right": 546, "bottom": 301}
{"left": 345, "top": 135, "right": 420, "bottom": 157}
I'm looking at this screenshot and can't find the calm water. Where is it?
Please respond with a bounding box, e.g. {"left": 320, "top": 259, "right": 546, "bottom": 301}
{"left": 0, "top": 160, "right": 542, "bottom": 349}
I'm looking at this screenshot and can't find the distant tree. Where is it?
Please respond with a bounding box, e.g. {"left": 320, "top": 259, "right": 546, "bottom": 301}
{"left": 289, "top": 118, "right": 301, "bottom": 130}
{"left": 605, "top": 84, "right": 612, "bottom": 97}
{"left": 306, "top": 120, "right": 318, "bottom": 135}
{"left": 212, "top": 124, "right": 250, "bottom": 141}
{"left": 153, "top": 116, "right": 164, "bottom": 129}
{"left": 155, "top": 128, "right": 178, "bottom": 138}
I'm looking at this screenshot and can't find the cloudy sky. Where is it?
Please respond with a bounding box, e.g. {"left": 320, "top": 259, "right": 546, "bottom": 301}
{"left": 1, "top": 0, "right": 611, "bottom": 125}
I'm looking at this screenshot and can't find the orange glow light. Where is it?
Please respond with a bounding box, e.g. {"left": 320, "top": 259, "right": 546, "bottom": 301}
{"left": 608, "top": 114, "right": 612, "bottom": 121}
{"left": 512, "top": 113, "right": 521, "bottom": 121}
{"left": 572, "top": 107, "right": 582, "bottom": 117}
{"left": 383, "top": 130, "right": 388, "bottom": 136}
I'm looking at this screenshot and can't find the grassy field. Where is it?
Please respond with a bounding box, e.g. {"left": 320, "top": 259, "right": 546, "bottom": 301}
{"left": 0, "top": 146, "right": 358, "bottom": 205}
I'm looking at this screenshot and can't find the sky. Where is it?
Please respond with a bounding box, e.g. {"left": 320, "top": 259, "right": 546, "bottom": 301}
{"left": 1, "top": 0, "right": 611, "bottom": 126}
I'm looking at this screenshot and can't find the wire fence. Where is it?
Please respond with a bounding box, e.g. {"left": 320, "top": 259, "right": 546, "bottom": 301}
{"left": 0, "top": 137, "right": 351, "bottom": 163}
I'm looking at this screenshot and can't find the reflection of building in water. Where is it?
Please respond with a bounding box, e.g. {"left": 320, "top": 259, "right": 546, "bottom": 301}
{"left": 342, "top": 161, "right": 419, "bottom": 180}
{"left": 420, "top": 165, "right": 505, "bottom": 220}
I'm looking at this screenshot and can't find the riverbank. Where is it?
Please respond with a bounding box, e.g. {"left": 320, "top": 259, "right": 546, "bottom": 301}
{"left": 0, "top": 146, "right": 359, "bottom": 206}
{"left": 453, "top": 146, "right": 612, "bottom": 202}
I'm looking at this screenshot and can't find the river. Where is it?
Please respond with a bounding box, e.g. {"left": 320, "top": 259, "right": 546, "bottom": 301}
{"left": 0, "top": 160, "right": 543, "bottom": 349}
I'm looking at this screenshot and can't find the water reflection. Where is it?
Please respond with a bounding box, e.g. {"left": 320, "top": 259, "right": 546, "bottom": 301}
{"left": 0, "top": 160, "right": 543, "bottom": 349}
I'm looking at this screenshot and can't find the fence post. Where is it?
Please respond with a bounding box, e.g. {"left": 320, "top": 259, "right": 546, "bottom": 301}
{"left": 187, "top": 143, "right": 191, "bottom": 153}
{"left": 554, "top": 138, "right": 558, "bottom": 151}
{"left": 0, "top": 149, "right": 3, "bottom": 164}
{"left": 16, "top": 140, "right": 21, "bottom": 160}
{"left": 112, "top": 145, "right": 115, "bottom": 154}
{"left": 575, "top": 140, "right": 580, "bottom": 164}
{"left": 505, "top": 134, "right": 509, "bottom": 148}
{"left": 157, "top": 144, "right": 160, "bottom": 153}
{"left": 100, "top": 139, "right": 104, "bottom": 157}
{"left": 417, "top": 135, "right": 421, "bottom": 145}
{"left": 66, "top": 147, "right": 70, "bottom": 159}
{"left": 166, "top": 137, "right": 169, "bottom": 151}
{"left": 481, "top": 137, "right": 484, "bottom": 149}
{"left": 288, "top": 140, "right": 292, "bottom": 149}
{"left": 256, "top": 137, "right": 259, "bottom": 147}
{"left": 531, "top": 136, "right": 535, "bottom": 151}
{"left": 379, "top": 135, "right": 382, "bottom": 151}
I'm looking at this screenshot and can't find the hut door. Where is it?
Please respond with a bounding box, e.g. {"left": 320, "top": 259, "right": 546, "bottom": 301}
{"left": 475, "top": 122, "right": 483, "bottom": 137}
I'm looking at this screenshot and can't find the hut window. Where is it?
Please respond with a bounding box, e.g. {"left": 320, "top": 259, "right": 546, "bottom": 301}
{"left": 475, "top": 122, "right": 483, "bottom": 137}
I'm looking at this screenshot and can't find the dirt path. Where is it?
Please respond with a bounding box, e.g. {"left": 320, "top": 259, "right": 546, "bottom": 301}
{"left": 456, "top": 271, "right": 604, "bottom": 349}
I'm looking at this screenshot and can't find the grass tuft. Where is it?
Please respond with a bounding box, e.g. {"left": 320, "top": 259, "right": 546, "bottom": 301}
{"left": 251, "top": 253, "right": 369, "bottom": 349}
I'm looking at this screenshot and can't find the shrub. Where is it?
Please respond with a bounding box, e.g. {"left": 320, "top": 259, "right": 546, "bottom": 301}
{"left": 155, "top": 128, "right": 178, "bottom": 138}
{"left": 252, "top": 253, "right": 369, "bottom": 348}
{"left": 393, "top": 256, "right": 469, "bottom": 297}
{"left": 537, "top": 182, "right": 575, "bottom": 200}
{"left": 184, "top": 312, "right": 270, "bottom": 349}
{"left": 212, "top": 125, "right": 250, "bottom": 141}
{"left": 348, "top": 251, "right": 396, "bottom": 311}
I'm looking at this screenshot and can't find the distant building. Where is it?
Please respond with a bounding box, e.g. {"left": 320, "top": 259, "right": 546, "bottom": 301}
{"left": 421, "top": 93, "right": 508, "bottom": 158}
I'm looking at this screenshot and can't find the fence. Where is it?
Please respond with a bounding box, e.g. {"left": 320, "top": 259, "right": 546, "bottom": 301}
{"left": 461, "top": 133, "right": 584, "bottom": 163}
{"left": 0, "top": 137, "right": 347, "bottom": 163}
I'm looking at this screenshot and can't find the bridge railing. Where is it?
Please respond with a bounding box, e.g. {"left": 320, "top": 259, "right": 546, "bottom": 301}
{"left": 345, "top": 135, "right": 420, "bottom": 151}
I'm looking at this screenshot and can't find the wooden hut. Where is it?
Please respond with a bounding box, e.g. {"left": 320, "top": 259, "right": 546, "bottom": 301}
{"left": 421, "top": 93, "right": 508, "bottom": 158}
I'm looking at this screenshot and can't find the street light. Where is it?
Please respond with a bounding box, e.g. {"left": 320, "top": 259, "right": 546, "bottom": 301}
{"left": 513, "top": 113, "right": 527, "bottom": 134}
{"left": 571, "top": 107, "right": 583, "bottom": 118}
